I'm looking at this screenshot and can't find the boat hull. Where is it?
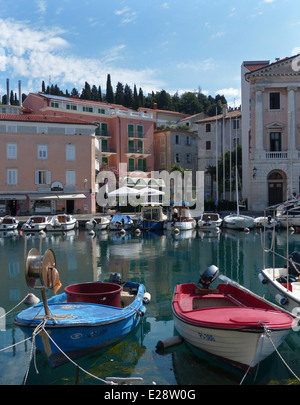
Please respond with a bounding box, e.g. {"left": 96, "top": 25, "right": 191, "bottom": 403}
{"left": 172, "top": 282, "right": 294, "bottom": 371}
{"left": 14, "top": 284, "right": 147, "bottom": 367}
{"left": 223, "top": 214, "right": 254, "bottom": 230}
{"left": 141, "top": 220, "right": 165, "bottom": 231}
{"left": 260, "top": 268, "right": 300, "bottom": 314}
{"left": 172, "top": 312, "right": 289, "bottom": 371}
{"left": 166, "top": 220, "right": 196, "bottom": 231}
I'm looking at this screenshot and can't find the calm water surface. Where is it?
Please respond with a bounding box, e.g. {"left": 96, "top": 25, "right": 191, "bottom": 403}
{"left": 0, "top": 227, "right": 300, "bottom": 385}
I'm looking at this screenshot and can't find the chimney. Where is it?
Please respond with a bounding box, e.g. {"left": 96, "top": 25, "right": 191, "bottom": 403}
{"left": 222, "top": 104, "right": 228, "bottom": 118}
{"left": 18, "top": 80, "right": 22, "bottom": 106}
{"left": 6, "top": 79, "right": 10, "bottom": 105}
{"left": 153, "top": 102, "right": 157, "bottom": 110}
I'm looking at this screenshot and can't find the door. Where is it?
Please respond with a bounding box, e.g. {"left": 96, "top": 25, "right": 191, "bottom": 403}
{"left": 268, "top": 171, "right": 284, "bottom": 206}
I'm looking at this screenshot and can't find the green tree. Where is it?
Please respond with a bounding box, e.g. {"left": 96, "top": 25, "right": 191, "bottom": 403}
{"left": 106, "top": 74, "right": 114, "bottom": 103}
{"left": 115, "top": 82, "right": 124, "bottom": 105}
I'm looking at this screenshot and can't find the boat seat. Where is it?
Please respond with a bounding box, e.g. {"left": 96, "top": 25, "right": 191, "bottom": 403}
{"left": 120, "top": 291, "right": 136, "bottom": 307}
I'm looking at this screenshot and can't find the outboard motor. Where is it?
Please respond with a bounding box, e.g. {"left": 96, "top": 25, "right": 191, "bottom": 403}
{"left": 288, "top": 252, "right": 300, "bottom": 276}
{"left": 198, "top": 265, "right": 219, "bottom": 289}
{"left": 109, "top": 272, "right": 123, "bottom": 285}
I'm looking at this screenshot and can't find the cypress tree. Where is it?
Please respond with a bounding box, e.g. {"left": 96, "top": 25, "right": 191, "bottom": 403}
{"left": 106, "top": 74, "right": 114, "bottom": 103}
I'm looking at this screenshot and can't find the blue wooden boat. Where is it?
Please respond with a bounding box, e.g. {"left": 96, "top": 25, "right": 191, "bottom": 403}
{"left": 14, "top": 246, "right": 150, "bottom": 367}
{"left": 138, "top": 205, "right": 167, "bottom": 231}
{"left": 14, "top": 280, "right": 149, "bottom": 367}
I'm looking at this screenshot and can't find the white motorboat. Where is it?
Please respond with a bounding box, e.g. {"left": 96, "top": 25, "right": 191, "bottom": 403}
{"left": 254, "top": 216, "right": 278, "bottom": 229}
{"left": 46, "top": 214, "right": 77, "bottom": 231}
{"left": 275, "top": 199, "right": 300, "bottom": 228}
{"left": 166, "top": 203, "right": 196, "bottom": 231}
{"left": 86, "top": 216, "right": 110, "bottom": 231}
{"left": 22, "top": 216, "right": 48, "bottom": 232}
{"left": 197, "top": 212, "right": 222, "bottom": 230}
{"left": 0, "top": 216, "right": 19, "bottom": 231}
{"left": 259, "top": 251, "right": 300, "bottom": 315}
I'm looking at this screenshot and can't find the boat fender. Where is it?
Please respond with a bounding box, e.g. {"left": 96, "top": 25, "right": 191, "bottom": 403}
{"left": 88, "top": 230, "right": 95, "bottom": 236}
{"left": 24, "top": 293, "right": 40, "bottom": 306}
{"left": 135, "top": 228, "right": 141, "bottom": 235}
{"left": 174, "top": 227, "right": 180, "bottom": 234}
{"left": 275, "top": 293, "right": 288, "bottom": 306}
{"left": 120, "top": 228, "right": 126, "bottom": 235}
{"left": 244, "top": 227, "right": 250, "bottom": 233}
{"left": 156, "top": 336, "right": 183, "bottom": 350}
{"left": 143, "top": 292, "right": 151, "bottom": 304}
{"left": 258, "top": 273, "right": 267, "bottom": 284}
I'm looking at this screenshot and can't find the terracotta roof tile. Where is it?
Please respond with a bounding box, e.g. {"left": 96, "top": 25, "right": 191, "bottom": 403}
{"left": 0, "top": 113, "right": 97, "bottom": 126}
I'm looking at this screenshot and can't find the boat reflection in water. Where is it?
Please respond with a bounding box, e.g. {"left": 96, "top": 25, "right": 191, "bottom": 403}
{"left": 1, "top": 228, "right": 300, "bottom": 385}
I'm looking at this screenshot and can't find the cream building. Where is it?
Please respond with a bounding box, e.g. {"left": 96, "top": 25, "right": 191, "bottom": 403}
{"left": 241, "top": 55, "right": 300, "bottom": 211}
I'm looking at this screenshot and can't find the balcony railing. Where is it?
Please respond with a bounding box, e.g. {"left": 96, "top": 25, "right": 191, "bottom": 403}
{"left": 265, "top": 151, "right": 288, "bottom": 159}
{"left": 126, "top": 148, "right": 151, "bottom": 154}
{"left": 128, "top": 132, "right": 145, "bottom": 139}
{"left": 102, "top": 146, "right": 116, "bottom": 153}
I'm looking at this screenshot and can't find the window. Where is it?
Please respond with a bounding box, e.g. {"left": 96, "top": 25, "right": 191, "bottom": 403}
{"left": 175, "top": 135, "right": 179, "bottom": 144}
{"left": 66, "top": 104, "right": 77, "bottom": 110}
{"left": 175, "top": 153, "right": 180, "bottom": 163}
{"left": 186, "top": 154, "right": 191, "bottom": 163}
{"left": 35, "top": 170, "right": 51, "bottom": 185}
{"left": 128, "top": 158, "right": 135, "bottom": 171}
{"left": 98, "top": 108, "right": 106, "bottom": 114}
{"left": 66, "top": 170, "right": 76, "bottom": 185}
{"left": 7, "top": 169, "right": 17, "bottom": 185}
{"left": 95, "top": 122, "right": 108, "bottom": 136}
{"left": 269, "top": 92, "right": 280, "bottom": 110}
{"left": 7, "top": 125, "right": 17, "bottom": 133}
{"left": 233, "top": 119, "right": 239, "bottom": 129}
{"left": 51, "top": 102, "right": 59, "bottom": 108}
{"left": 186, "top": 136, "right": 191, "bottom": 145}
{"left": 206, "top": 141, "right": 211, "bottom": 150}
{"left": 137, "top": 125, "right": 144, "bottom": 138}
{"left": 7, "top": 143, "right": 17, "bottom": 159}
{"left": 270, "top": 132, "right": 281, "bottom": 151}
{"left": 128, "top": 124, "right": 134, "bottom": 137}
{"left": 66, "top": 144, "right": 75, "bottom": 161}
{"left": 37, "top": 144, "right": 48, "bottom": 160}
{"left": 83, "top": 106, "right": 93, "bottom": 113}
{"left": 206, "top": 123, "right": 211, "bottom": 132}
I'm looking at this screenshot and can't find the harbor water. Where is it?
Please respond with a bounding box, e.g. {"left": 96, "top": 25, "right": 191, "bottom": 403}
{"left": 1, "top": 227, "right": 300, "bottom": 385}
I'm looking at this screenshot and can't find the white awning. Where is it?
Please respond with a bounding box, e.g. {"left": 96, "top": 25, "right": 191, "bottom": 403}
{"left": 0, "top": 194, "right": 27, "bottom": 200}
{"left": 28, "top": 193, "right": 87, "bottom": 200}
{"left": 57, "top": 194, "right": 86, "bottom": 200}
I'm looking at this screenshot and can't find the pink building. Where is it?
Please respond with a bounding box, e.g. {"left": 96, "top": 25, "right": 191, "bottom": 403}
{"left": 0, "top": 112, "right": 97, "bottom": 215}
{"left": 23, "top": 93, "right": 155, "bottom": 181}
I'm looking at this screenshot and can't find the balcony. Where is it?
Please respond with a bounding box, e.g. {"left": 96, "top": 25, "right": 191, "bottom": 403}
{"left": 101, "top": 146, "right": 116, "bottom": 156}
{"left": 95, "top": 131, "right": 111, "bottom": 138}
{"left": 265, "top": 151, "right": 288, "bottom": 159}
{"left": 128, "top": 131, "right": 145, "bottom": 139}
{"left": 125, "top": 147, "right": 151, "bottom": 157}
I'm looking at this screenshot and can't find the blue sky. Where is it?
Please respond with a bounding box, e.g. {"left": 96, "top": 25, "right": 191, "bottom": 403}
{"left": 0, "top": 0, "right": 299, "bottom": 107}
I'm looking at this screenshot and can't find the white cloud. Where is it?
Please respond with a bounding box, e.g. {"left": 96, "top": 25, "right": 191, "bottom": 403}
{"left": 216, "top": 87, "right": 241, "bottom": 107}
{"left": 176, "top": 58, "right": 216, "bottom": 72}
{"left": 0, "top": 18, "right": 164, "bottom": 95}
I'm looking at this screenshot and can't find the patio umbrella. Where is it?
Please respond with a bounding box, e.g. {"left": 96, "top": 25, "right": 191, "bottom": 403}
{"left": 138, "top": 187, "right": 165, "bottom": 196}
{"left": 107, "top": 186, "right": 140, "bottom": 197}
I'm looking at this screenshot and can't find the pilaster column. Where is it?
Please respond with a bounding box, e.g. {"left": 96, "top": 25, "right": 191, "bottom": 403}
{"left": 255, "top": 89, "right": 264, "bottom": 150}
{"left": 287, "top": 86, "right": 297, "bottom": 152}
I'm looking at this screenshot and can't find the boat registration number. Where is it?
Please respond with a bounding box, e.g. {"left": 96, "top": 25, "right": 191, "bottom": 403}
{"left": 198, "top": 331, "right": 215, "bottom": 342}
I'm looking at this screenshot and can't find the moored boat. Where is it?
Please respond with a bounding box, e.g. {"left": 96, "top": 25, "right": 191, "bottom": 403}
{"left": 166, "top": 202, "right": 196, "bottom": 231}
{"left": 172, "top": 266, "right": 295, "bottom": 372}
{"left": 254, "top": 215, "right": 278, "bottom": 229}
{"left": 275, "top": 199, "right": 300, "bottom": 228}
{"left": 0, "top": 215, "right": 19, "bottom": 231}
{"left": 46, "top": 214, "right": 77, "bottom": 232}
{"left": 197, "top": 212, "right": 222, "bottom": 230}
{"left": 14, "top": 247, "right": 150, "bottom": 367}
{"left": 109, "top": 215, "right": 133, "bottom": 231}
{"left": 22, "top": 215, "right": 48, "bottom": 232}
{"left": 259, "top": 251, "right": 300, "bottom": 315}
{"left": 85, "top": 216, "right": 110, "bottom": 231}
{"left": 138, "top": 205, "right": 167, "bottom": 231}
